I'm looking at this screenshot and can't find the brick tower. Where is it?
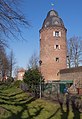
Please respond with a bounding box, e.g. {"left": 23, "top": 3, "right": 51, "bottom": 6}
{"left": 39, "top": 10, "right": 67, "bottom": 82}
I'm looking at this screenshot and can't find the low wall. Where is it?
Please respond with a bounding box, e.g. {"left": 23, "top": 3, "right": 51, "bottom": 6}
{"left": 59, "top": 66, "right": 82, "bottom": 94}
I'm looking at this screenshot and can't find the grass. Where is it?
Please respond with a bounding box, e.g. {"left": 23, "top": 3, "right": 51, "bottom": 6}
{"left": 0, "top": 83, "right": 82, "bottom": 119}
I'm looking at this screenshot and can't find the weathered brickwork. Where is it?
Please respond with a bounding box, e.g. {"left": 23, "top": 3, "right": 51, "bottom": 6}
{"left": 40, "top": 26, "right": 67, "bottom": 81}
{"left": 60, "top": 66, "right": 82, "bottom": 94}
{"left": 60, "top": 66, "right": 82, "bottom": 82}
{"left": 39, "top": 9, "right": 82, "bottom": 94}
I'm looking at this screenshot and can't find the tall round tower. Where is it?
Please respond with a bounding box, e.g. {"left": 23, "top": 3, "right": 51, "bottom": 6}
{"left": 39, "top": 10, "right": 67, "bottom": 82}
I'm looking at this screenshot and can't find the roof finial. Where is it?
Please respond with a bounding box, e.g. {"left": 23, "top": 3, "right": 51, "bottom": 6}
{"left": 51, "top": 3, "right": 54, "bottom": 10}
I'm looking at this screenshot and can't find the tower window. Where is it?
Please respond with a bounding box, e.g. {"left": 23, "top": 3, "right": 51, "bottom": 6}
{"left": 54, "top": 45, "right": 60, "bottom": 50}
{"left": 55, "top": 31, "right": 59, "bottom": 37}
{"left": 53, "top": 31, "right": 61, "bottom": 37}
{"left": 56, "top": 45, "right": 59, "bottom": 49}
{"left": 56, "top": 57, "right": 59, "bottom": 62}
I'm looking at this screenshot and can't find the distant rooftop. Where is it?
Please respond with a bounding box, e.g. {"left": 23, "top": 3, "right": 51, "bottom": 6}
{"left": 60, "top": 66, "right": 82, "bottom": 74}
{"left": 18, "top": 68, "right": 25, "bottom": 73}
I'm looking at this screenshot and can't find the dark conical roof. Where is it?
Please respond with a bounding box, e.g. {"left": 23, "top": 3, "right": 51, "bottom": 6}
{"left": 42, "top": 10, "right": 64, "bottom": 28}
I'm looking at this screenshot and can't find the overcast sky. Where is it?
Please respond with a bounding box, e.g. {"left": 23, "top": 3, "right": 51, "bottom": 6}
{"left": 7, "top": 0, "right": 82, "bottom": 69}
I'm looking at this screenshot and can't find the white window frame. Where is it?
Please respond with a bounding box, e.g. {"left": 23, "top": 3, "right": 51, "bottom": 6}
{"left": 53, "top": 31, "right": 55, "bottom": 36}
{"left": 59, "top": 31, "right": 61, "bottom": 37}
{"left": 54, "top": 45, "right": 60, "bottom": 50}
{"left": 53, "top": 31, "right": 61, "bottom": 37}
{"left": 59, "top": 45, "right": 60, "bottom": 49}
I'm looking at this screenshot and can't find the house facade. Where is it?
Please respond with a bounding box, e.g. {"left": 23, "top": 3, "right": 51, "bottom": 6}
{"left": 17, "top": 68, "right": 25, "bottom": 80}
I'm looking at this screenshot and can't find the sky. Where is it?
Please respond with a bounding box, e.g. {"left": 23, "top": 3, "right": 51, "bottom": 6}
{"left": 7, "top": 0, "right": 82, "bottom": 69}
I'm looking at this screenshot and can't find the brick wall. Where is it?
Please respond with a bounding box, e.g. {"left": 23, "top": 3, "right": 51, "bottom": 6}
{"left": 40, "top": 26, "right": 67, "bottom": 81}
{"left": 60, "top": 66, "right": 82, "bottom": 83}
{"left": 60, "top": 66, "right": 82, "bottom": 94}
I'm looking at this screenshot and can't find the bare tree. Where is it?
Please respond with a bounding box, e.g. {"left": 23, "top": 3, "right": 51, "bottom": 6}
{"left": 13, "top": 66, "right": 19, "bottom": 78}
{"left": 67, "top": 36, "right": 82, "bottom": 68}
{"left": 0, "top": 38, "right": 7, "bottom": 48}
{"left": 0, "top": 47, "right": 9, "bottom": 80}
{"left": 0, "top": 0, "right": 29, "bottom": 40}
{"left": 27, "top": 53, "right": 39, "bottom": 69}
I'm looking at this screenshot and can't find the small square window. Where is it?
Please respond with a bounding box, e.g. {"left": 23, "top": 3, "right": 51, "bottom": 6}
{"left": 56, "top": 57, "right": 59, "bottom": 62}
{"left": 54, "top": 45, "right": 60, "bottom": 50}
{"left": 56, "top": 45, "right": 59, "bottom": 49}
{"left": 53, "top": 31, "right": 61, "bottom": 37}
{"left": 55, "top": 31, "right": 59, "bottom": 37}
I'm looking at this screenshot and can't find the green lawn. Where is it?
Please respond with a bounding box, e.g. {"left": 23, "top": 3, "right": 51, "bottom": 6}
{"left": 0, "top": 83, "right": 82, "bottom": 119}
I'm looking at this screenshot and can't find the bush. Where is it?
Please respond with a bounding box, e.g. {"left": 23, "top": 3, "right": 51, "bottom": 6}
{"left": 23, "top": 68, "right": 44, "bottom": 97}
{"left": 20, "top": 82, "right": 29, "bottom": 92}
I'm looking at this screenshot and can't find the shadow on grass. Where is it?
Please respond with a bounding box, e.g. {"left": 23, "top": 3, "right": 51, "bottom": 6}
{"left": 0, "top": 90, "right": 29, "bottom": 105}
{"left": 60, "top": 95, "right": 81, "bottom": 119}
{"left": 1, "top": 97, "right": 44, "bottom": 119}
{"left": 72, "top": 109, "right": 80, "bottom": 119}
{"left": 0, "top": 87, "right": 44, "bottom": 119}
{"left": 71, "top": 99, "right": 80, "bottom": 119}
{"left": 60, "top": 109, "right": 69, "bottom": 119}
{"left": 46, "top": 108, "right": 60, "bottom": 119}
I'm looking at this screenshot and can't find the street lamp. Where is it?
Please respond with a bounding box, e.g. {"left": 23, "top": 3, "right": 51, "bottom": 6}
{"left": 39, "top": 60, "right": 42, "bottom": 98}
